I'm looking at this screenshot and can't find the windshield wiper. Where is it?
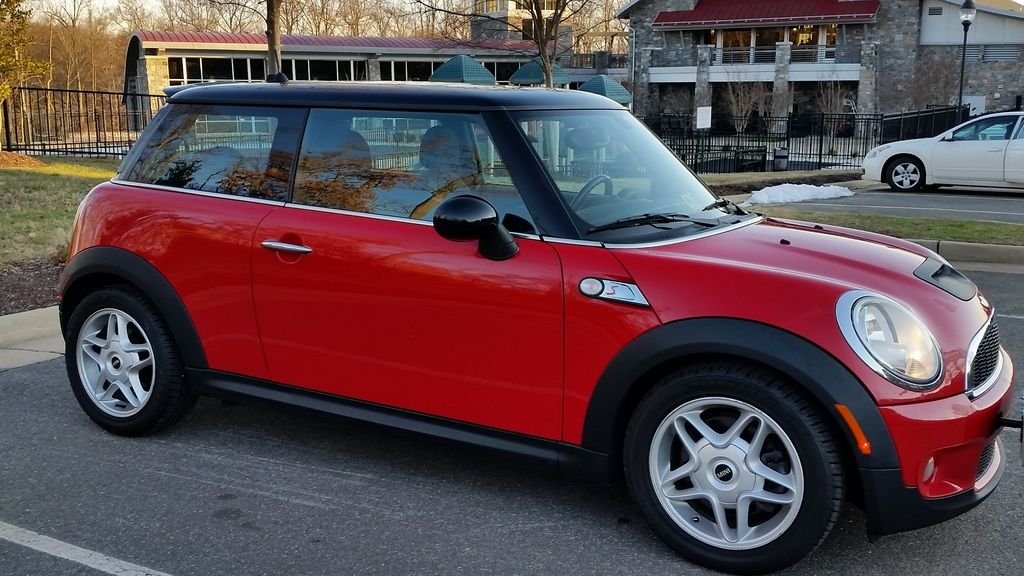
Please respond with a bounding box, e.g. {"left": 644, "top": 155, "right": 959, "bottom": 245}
{"left": 702, "top": 197, "right": 747, "bottom": 215}
{"left": 587, "top": 213, "right": 719, "bottom": 234}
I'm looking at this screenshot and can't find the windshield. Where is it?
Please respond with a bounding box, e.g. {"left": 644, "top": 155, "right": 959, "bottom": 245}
{"left": 511, "top": 109, "right": 749, "bottom": 241}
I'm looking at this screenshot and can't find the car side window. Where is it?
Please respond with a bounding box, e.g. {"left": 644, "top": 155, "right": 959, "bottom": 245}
{"left": 952, "top": 117, "right": 1019, "bottom": 142}
{"left": 125, "top": 104, "right": 304, "bottom": 200}
{"left": 293, "top": 108, "right": 536, "bottom": 233}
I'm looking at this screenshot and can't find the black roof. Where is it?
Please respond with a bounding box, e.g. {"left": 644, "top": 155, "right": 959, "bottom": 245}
{"left": 167, "top": 81, "right": 623, "bottom": 111}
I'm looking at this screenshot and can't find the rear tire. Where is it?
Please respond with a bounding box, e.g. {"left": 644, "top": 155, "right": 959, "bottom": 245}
{"left": 624, "top": 362, "right": 844, "bottom": 574}
{"left": 65, "top": 286, "right": 196, "bottom": 436}
{"left": 885, "top": 157, "right": 926, "bottom": 192}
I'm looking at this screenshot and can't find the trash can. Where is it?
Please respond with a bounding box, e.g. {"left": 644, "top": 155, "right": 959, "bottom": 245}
{"left": 773, "top": 147, "right": 789, "bottom": 171}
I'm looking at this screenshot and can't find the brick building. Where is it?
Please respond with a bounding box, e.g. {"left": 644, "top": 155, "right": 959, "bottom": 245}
{"left": 616, "top": 0, "right": 1024, "bottom": 117}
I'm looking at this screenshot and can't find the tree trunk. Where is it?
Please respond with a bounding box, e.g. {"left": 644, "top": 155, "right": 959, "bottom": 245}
{"left": 266, "top": 0, "right": 283, "bottom": 79}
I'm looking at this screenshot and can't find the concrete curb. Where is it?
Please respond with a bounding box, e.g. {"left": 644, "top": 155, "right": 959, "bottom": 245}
{"left": 0, "top": 306, "right": 63, "bottom": 371}
{"left": 909, "top": 240, "right": 1024, "bottom": 266}
{"left": 0, "top": 306, "right": 60, "bottom": 348}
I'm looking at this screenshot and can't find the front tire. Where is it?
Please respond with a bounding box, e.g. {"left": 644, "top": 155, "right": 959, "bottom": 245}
{"left": 885, "top": 157, "right": 926, "bottom": 192}
{"left": 65, "top": 286, "right": 196, "bottom": 436}
{"left": 624, "top": 362, "right": 844, "bottom": 574}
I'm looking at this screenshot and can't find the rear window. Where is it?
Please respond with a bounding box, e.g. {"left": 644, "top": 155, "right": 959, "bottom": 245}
{"left": 123, "top": 104, "right": 305, "bottom": 201}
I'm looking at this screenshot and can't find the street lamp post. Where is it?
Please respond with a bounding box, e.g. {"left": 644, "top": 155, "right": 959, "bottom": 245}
{"left": 958, "top": 0, "right": 977, "bottom": 116}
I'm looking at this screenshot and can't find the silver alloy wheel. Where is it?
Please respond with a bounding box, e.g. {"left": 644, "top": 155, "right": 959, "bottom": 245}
{"left": 76, "top": 308, "right": 156, "bottom": 418}
{"left": 890, "top": 161, "right": 921, "bottom": 189}
{"left": 648, "top": 397, "right": 804, "bottom": 551}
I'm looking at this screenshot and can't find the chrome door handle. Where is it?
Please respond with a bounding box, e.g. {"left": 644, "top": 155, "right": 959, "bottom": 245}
{"left": 261, "top": 240, "right": 313, "bottom": 254}
{"left": 988, "top": 148, "right": 1003, "bottom": 152}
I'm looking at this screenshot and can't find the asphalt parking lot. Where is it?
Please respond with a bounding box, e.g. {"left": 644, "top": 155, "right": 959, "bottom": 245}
{"left": 789, "top": 184, "right": 1024, "bottom": 224}
{"left": 1, "top": 271, "right": 1022, "bottom": 576}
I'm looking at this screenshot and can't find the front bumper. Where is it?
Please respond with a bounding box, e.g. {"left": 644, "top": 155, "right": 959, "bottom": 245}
{"left": 861, "top": 349, "right": 1016, "bottom": 534}
{"left": 862, "top": 155, "right": 884, "bottom": 183}
{"left": 861, "top": 438, "right": 1006, "bottom": 535}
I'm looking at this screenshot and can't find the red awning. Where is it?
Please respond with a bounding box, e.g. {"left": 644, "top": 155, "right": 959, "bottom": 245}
{"left": 652, "top": 0, "right": 880, "bottom": 30}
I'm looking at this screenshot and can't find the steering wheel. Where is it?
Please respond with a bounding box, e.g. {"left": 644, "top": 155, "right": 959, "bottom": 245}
{"left": 569, "top": 174, "right": 614, "bottom": 209}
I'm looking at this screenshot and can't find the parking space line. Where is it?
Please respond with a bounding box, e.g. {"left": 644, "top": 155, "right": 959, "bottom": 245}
{"left": 794, "top": 203, "right": 1024, "bottom": 217}
{"left": 997, "top": 314, "right": 1024, "bottom": 321}
{"left": 0, "top": 520, "right": 174, "bottom": 576}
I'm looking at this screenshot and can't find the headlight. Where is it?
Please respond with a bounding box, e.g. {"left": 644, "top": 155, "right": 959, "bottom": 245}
{"left": 865, "top": 145, "right": 891, "bottom": 159}
{"left": 836, "top": 291, "right": 943, "bottom": 390}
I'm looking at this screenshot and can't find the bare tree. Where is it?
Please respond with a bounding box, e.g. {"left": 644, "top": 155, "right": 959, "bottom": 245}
{"left": 410, "top": 0, "right": 594, "bottom": 87}
{"left": 909, "top": 52, "right": 959, "bottom": 109}
{"left": 817, "top": 79, "right": 853, "bottom": 116}
{"left": 112, "top": 0, "right": 159, "bottom": 33}
{"left": 723, "top": 81, "right": 769, "bottom": 133}
{"left": 278, "top": 0, "right": 302, "bottom": 34}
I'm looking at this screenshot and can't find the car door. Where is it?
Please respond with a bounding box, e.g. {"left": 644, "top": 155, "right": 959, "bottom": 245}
{"left": 251, "top": 108, "right": 565, "bottom": 440}
{"left": 932, "top": 116, "right": 1020, "bottom": 184}
{"left": 1005, "top": 118, "right": 1024, "bottom": 185}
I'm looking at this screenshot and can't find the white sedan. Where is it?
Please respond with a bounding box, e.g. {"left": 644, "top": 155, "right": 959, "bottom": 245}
{"left": 863, "top": 111, "right": 1024, "bottom": 191}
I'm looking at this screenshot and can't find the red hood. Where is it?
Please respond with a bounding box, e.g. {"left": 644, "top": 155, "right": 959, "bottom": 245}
{"left": 611, "top": 216, "right": 991, "bottom": 404}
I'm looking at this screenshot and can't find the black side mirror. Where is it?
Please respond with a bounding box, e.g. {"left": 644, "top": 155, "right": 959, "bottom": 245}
{"left": 433, "top": 195, "right": 519, "bottom": 261}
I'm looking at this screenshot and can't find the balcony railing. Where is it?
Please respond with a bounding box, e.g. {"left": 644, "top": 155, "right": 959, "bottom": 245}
{"left": 709, "top": 45, "right": 854, "bottom": 65}
{"left": 714, "top": 47, "right": 780, "bottom": 65}
{"left": 566, "top": 52, "right": 630, "bottom": 70}
{"left": 569, "top": 53, "right": 594, "bottom": 69}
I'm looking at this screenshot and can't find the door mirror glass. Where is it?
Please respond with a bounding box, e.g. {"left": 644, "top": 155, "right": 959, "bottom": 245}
{"left": 433, "top": 195, "right": 519, "bottom": 261}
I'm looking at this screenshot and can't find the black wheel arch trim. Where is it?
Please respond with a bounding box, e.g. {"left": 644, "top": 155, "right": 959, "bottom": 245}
{"left": 59, "top": 245, "right": 208, "bottom": 369}
{"left": 580, "top": 317, "right": 899, "bottom": 470}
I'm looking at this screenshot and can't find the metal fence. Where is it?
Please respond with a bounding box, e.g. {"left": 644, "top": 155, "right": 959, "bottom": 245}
{"left": 881, "top": 105, "right": 970, "bottom": 143}
{"left": 643, "top": 113, "right": 887, "bottom": 173}
{"left": 2, "top": 86, "right": 166, "bottom": 157}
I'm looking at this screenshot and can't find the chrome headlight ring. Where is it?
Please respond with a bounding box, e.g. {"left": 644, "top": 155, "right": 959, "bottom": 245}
{"left": 836, "top": 290, "right": 944, "bottom": 391}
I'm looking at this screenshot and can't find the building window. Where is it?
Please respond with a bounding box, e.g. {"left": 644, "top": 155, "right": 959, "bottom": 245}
{"left": 791, "top": 26, "right": 819, "bottom": 62}
{"left": 232, "top": 59, "right": 249, "bottom": 81}
{"left": 823, "top": 24, "right": 838, "bottom": 60}
{"left": 476, "top": 0, "right": 499, "bottom": 12}
{"left": 928, "top": 7, "right": 943, "bottom": 16}
{"left": 202, "top": 58, "right": 233, "bottom": 81}
{"left": 380, "top": 61, "right": 393, "bottom": 81}
{"left": 754, "top": 28, "right": 783, "bottom": 63}
{"left": 354, "top": 61, "right": 367, "bottom": 80}
{"left": 495, "top": 61, "right": 521, "bottom": 82}
{"left": 310, "top": 60, "right": 338, "bottom": 81}
{"left": 721, "top": 29, "right": 751, "bottom": 63}
{"left": 167, "top": 56, "right": 267, "bottom": 85}
{"left": 407, "top": 61, "right": 432, "bottom": 81}
{"left": 523, "top": 17, "right": 555, "bottom": 40}
{"left": 393, "top": 61, "right": 408, "bottom": 81}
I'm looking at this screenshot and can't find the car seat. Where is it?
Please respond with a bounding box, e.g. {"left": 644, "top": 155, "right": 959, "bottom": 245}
{"left": 294, "top": 128, "right": 376, "bottom": 212}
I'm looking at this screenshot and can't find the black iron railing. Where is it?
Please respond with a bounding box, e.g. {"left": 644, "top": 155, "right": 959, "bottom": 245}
{"left": 2, "top": 86, "right": 166, "bottom": 157}
{"left": 643, "top": 113, "right": 887, "bottom": 173}
{"left": 881, "top": 105, "right": 969, "bottom": 143}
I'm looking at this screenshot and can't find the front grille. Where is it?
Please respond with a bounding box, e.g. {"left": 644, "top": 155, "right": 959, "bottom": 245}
{"left": 976, "top": 441, "right": 995, "bottom": 481}
{"left": 969, "top": 320, "right": 1000, "bottom": 392}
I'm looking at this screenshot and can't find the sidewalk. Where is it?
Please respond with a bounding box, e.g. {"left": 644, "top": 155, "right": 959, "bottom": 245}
{"left": 0, "top": 307, "right": 63, "bottom": 372}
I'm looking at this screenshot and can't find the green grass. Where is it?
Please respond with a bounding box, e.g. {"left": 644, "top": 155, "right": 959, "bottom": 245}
{"left": 761, "top": 208, "right": 1024, "bottom": 246}
{"left": 0, "top": 157, "right": 119, "bottom": 265}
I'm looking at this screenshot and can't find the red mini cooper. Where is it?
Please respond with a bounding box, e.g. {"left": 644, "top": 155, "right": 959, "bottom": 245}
{"left": 60, "top": 82, "right": 1021, "bottom": 574}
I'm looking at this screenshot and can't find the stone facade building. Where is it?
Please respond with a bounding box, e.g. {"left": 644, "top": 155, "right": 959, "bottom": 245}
{"left": 617, "top": 0, "right": 1024, "bottom": 118}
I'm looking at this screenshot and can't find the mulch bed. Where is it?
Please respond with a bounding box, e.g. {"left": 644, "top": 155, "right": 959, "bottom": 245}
{"left": 0, "top": 151, "right": 45, "bottom": 169}
{"left": 0, "top": 259, "right": 62, "bottom": 316}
